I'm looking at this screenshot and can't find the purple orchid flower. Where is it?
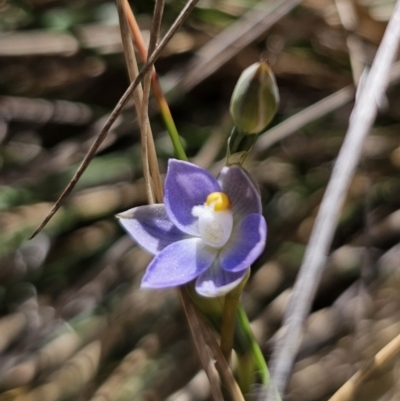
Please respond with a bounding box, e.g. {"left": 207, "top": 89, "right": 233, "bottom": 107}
{"left": 117, "top": 159, "right": 267, "bottom": 297}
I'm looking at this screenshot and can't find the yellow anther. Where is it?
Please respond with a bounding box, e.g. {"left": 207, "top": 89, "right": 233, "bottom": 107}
{"left": 206, "top": 192, "right": 231, "bottom": 211}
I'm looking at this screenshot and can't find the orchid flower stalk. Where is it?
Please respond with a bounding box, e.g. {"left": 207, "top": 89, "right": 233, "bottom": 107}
{"left": 118, "top": 160, "right": 275, "bottom": 397}
{"left": 118, "top": 59, "right": 281, "bottom": 400}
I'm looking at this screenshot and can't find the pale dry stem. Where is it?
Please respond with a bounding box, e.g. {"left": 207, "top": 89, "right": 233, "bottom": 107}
{"left": 267, "top": 1, "right": 400, "bottom": 398}
{"left": 138, "top": 0, "right": 164, "bottom": 204}
{"left": 327, "top": 334, "right": 400, "bottom": 401}
{"left": 116, "top": 0, "right": 156, "bottom": 204}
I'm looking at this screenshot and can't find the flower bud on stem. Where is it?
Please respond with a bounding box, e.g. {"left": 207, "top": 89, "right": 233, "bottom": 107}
{"left": 230, "top": 61, "right": 279, "bottom": 136}
{"left": 227, "top": 61, "right": 279, "bottom": 166}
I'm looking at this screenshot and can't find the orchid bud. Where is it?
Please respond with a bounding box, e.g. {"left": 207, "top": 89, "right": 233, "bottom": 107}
{"left": 230, "top": 61, "right": 279, "bottom": 135}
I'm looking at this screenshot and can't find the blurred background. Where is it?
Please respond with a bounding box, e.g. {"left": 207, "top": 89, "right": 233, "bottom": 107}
{"left": 1, "top": 0, "right": 400, "bottom": 400}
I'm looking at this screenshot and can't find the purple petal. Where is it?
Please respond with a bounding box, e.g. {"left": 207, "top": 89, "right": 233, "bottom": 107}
{"left": 195, "top": 262, "right": 249, "bottom": 297}
{"left": 220, "top": 213, "right": 267, "bottom": 272}
{"left": 164, "top": 159, "right": 220, "bottom": 236}
{"left": 218, "top": 166, "right": 261, "bottom": 222}
{"left": 141, "top": 238, "right": 217, "bottom": 288}
{"left": 118, "top": 205, "right": 187, "bottom": 255}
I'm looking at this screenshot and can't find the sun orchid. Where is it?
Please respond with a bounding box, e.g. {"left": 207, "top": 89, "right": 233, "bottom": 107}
{"left": 118, "top": 159, "right": 267, "bottom": 297}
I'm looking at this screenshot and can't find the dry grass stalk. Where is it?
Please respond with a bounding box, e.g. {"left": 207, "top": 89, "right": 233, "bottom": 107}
{"left": 138, "top": 0, "right": 165, "bottom": 204}
{"left": 267, "top": 0, "right": 400, "bottom": 398}
{"left": 115, "top": 0, "right": 157, "bottom": 204}
{"left": 179, "top": 290, "right": 225, "bottom": 401}
{"left": 327, "top": 334, "right": 400, "bottom": 401}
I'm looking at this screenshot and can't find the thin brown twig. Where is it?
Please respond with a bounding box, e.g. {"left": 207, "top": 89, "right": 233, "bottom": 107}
{"left": 29, "top": 0, "right": 200, "bottom": 239}
{"left": 180, "top": 289, "right": 246, "bottom": 401}
{"left": 201, "top": 319, "right": 246, "bottom": 401}
{"left": 179, "top": 289, "right": 225, "bottom": 401}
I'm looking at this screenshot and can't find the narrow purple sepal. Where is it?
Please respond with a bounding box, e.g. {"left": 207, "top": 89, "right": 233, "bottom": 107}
{"left": 195, "top": 262, "right": 249, "bottom": 297}
{"left": 218, "top": 166, "right": 261, "bottom": 222}
{"left": 141, "top": 238, "right": 217, "bottom": 288}
{"left": 118, "top": 204, "right": 187, "bottom": 255}
{"left": 219, "top": 213, "right": 267, "bottom": 272}
{"left": 164, "top": 159, "right": 220, "bottom": 236}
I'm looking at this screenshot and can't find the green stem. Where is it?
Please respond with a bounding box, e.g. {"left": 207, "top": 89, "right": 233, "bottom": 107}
{"left": 236, "top": 303, "right": 282, "bottom": 401}
{"left": 226, "top": 127, "right": 258, "bottom": 166}
{"left": 236, "top": 351, "right": 256, "bottom": 397}
{"left": 160, "top": 84, "right": 278, "bottom": 399}
{"left": 236, "top": 303, "right": 269, "bottom": 385}
{"left": 158, "top": 97, "right": 187, "bottom": 161}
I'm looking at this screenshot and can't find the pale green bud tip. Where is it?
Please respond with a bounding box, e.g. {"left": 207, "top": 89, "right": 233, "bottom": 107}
{"left": 230, "top": 61, "right": 279, "bottom": 135}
